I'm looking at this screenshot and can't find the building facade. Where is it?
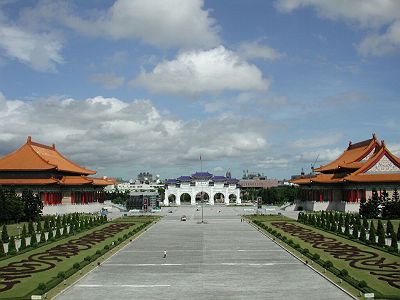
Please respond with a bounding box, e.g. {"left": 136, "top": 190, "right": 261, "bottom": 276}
{"left": 291, "top": 134, "right": 400, "bottom": 212}
{"left": 0, "top": 137, "right": 113, "bottom": 213}
{"left": 164, "top": 172, "right": 241, "bottom": 205}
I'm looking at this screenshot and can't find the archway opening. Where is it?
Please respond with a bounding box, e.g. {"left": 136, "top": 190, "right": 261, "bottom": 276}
{"left": 180, "top": 193, "right": 191, "bottom": 205}
{"left": 214, "top": 193, "right": 225, "bottom": 204}
{"left": 195, "top": 192, "right": 209, "bottom": 204}
{"left": 229, "top": 194, "right": 237, "bottom": 204}
{"left": 168, "top": 194, "right": 176, "bottom": 205}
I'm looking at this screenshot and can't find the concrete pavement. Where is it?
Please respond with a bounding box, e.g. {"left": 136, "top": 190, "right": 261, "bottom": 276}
{"left": 55, "top": 206, "right": 352, "bottom": 300}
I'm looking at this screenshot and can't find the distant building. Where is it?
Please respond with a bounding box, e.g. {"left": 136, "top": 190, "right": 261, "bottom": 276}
{"left": 164, "top": 172, "right": 241, "bottom": 205}
{"left": 128, "top": 191, "right": 160, "bottom": 210}
{"left": 291, "top": 134, "right": 400, "bottom": 212}
{"left": 137, "top": 172, "right": 153, "bottom": 183}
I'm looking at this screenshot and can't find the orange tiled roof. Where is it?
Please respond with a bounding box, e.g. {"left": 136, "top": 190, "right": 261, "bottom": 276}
{"left": 313, "top": 134, "right": 379, "bottom": 172}
{"left": 344, "top": 142, "right": 400, "bottom": 183}
{"left": 90, "top": 177, "right": 116, "bottom": 186}
{"left": 0, "top": 137, "right": 96, "bottom": 175}
{"left": 0, "top": 178, "right": 58, "bottom": 185}
{"left": 311, "top": 173, "right": 346, "bottom": 184}
{"left": 58, "top": 176, "right": 93, "bottom": 185}
{"left": 290, "top": 176, "right": 314, "bottom": 185}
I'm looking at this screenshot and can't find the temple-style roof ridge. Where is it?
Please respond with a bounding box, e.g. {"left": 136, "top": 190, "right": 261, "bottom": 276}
{"left": 348, "top": 142, "right": 400, "bottom": 177}
{"left": 313, "top": 134, "right": 380, "bottom": 173}
{"left": 0, "top": 137, "right": 96, "bottom": 175}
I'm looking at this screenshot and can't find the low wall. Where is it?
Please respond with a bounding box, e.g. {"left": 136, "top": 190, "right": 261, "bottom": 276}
{"left": 42, "top": 203, "right": 104, "bottom": 215}
{"left": 294, "top": 200, "right": 360, "bottom": 212}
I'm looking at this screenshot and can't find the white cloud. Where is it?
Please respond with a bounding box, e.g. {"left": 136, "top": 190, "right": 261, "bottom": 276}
{"left": 0, "top": 93, "right": 268, "bottom": 171}
{"left": 238, "top": 41, "right": 284, "bottom": 61}
{"left": 291, "top": 133, "right": 343, "bottom": 149}
{"left": 275, "top": 0, "right": 400, "bottom": 56}
{"left": 358, "top": 20, "right": 400, "bottom": 56}
{"left": 89, "top": 73, "right": 125, "bottom": 89}
{"left": 295, "top": 148, "right": 342, "bottom": 164}
{"left": 21, "top": 0, "right": 220, "bottom": 49}
{"left": 132, "top": 46, "right": 269, "bottom": 96}
{"left": 275, "top": 0, "right": 400, "bottom": 27}
{"left": 0, "top": 23, "right": 63, "bottom": 72}
{"left": 257, "top": 157, "right": 289, "bottom": 169}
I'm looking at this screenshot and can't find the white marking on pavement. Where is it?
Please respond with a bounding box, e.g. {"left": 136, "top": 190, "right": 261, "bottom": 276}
{"left": 104, "top": 262, "right": 301, "bottom": 267}
{"left": 78, "top": 284, "right": 171, "bottom": 288}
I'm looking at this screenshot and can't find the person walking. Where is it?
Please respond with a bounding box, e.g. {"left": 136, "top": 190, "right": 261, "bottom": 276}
{"left": 163, "top": 250, "right": 167, "bottom": 258}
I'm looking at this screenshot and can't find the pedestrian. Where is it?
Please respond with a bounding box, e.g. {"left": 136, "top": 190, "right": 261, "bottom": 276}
{"left": 163, "top": 250, "right": 167, "bottom": 258}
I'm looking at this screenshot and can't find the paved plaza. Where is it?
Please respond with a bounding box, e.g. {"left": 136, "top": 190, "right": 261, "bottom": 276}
{"left": 55, "top": 206, "right": 352, "bottom": 300}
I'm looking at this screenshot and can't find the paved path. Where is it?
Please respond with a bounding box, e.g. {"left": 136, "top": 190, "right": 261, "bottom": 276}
{"left": 55, "top": 207, "right": 352, "bottom": 300}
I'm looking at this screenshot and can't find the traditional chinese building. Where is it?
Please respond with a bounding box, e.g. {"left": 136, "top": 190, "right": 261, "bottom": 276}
{"left": 164, "top": 172, "right": 241, "bottom": 205}
{"left": 0, "top": 137, "right": 114, "bottom": 209}
{"left": 291, "top": 134, "right": 400, "bottom": 212}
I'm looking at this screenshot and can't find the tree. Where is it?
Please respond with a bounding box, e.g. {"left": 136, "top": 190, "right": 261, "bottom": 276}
{"left": 20, "top": 225, "right": 27, "bottom": 249}
{"left": 337, "top": 214, "right": 343, "bottom": 234}
{"left": 369, "top": 222, "right": 376, "bottom": 244}
{"left": 8, "top": 235, "right": 15, "bottom": 253}
{"left": 1, "top": 225, "right": 9, "bottom": 243}
{"left": 387, "top": 221, "right": 394, "bottom": 238}
{"left": 397, "top": 223, "right": 400, "bottom": 241}
{"left": 352, "top": 224, "right": 359, "bottom": 239}
{"left": 359, "top": 189, "right": 381, "bottom": 218}
{"left": 28, "top": 220, "right": 35, "bottom": 235}
{"left": 344, "top": 215, "right": 350, "bottom": 236}
{"left": 22, "top": 190, "right": 43, "bottom": 221}
{"left": 377, "top": 220, "right": 386, "bottom": 247}
{"left": 359, "top": 225, "right": 366, "bottom": 242}
{"left": 0, "top": 187, "right": 24, "bottom": 223}
{"left": 362, "top": 218, "right": 369, "bottom": 232}
{"left": 390, "top": 230, "right": 398, "bottom": 251}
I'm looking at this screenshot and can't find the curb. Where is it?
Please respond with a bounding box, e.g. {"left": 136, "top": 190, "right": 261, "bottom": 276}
{"left": 247, "top": 220, "right": 358, "bottom": 300}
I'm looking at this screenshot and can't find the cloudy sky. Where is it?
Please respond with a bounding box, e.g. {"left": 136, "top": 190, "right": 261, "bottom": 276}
{"left": 0, "top": 0, "right": 399, "bottom": 180}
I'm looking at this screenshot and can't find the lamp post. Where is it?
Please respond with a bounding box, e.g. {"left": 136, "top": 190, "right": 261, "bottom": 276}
{"left": 201, "top": 192, "right": 204, "bottom": 223}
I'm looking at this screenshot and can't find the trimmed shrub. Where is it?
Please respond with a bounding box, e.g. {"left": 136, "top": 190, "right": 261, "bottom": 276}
{"left": 73, "top": 262, "right": 80, "bottom": 269}
{"left": 8, "top": 235, "right": 16, "bottom": 253}
{"left": 369, "top": 222, "right": 376, "bottom": 244}
{"left": 1, "top": 224, "right": 9, "bottom": 243}
{"left": 390, "top": 230, "right": 398, "bottom": 252}
{"left": 344, "top": 216, "right": 350, "bottom": 236}
{"left": 387, "top": 220, "right": 394, "bottom": 238}
{"left": 352, "top": 224, "right": 359, "bottom": 239}
{"left": 377, "top": 221, "right": 386, "bottom": 247}
{"left": 312, "top": 253, "right": 320, "bottom": 260}
{"left": 340, "top": 269, "right": 348, "bottom": 277}
{"left": 38, "top": 283, "right": 46, "bottom": 291}
{"left": 358, "top": 280, "right": 367, "bottom": 288}
{"left": 359, "top": 225, "right": 366, "bottom": 242}
{"left": 30, "top": 232, "right": 37, "bottom": 247}
{"left": 57, "top": 271, "right": 66, "bottom": 279}
{"left": 28, "top": 221, "right": 35, "bottom": 235}
{"left": 323, "top": 260, "right": 333, "bottom": 269}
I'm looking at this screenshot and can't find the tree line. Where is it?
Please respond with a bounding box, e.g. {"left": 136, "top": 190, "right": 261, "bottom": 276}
{"left": 0, "top": 187, "right": 43, "bottom": 224}
{"left": 360, "top": 188, "right": 400, "bottom": 219}
{"left": 241, "top": 186, "right": 299, "bottom": 205}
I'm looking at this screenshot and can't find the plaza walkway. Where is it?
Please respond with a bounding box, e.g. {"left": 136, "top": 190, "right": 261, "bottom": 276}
{"left": 55, "top": 207, "right": 352, "bottom": 300}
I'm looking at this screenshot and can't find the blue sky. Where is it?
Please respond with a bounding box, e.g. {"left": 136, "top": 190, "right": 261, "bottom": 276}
{"left": 0, "top": 0, "right": 399, "bottom": 181}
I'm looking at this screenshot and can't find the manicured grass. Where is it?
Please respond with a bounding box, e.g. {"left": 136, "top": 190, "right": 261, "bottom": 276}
{"left": 0, "top": 217, "right": 157, "bottom": 299}
{"left": 248, "top": 215, "right": 400, "bottom": 298}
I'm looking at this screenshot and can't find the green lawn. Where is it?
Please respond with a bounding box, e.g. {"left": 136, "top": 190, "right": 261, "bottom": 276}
{"left": 0, "top": 217, "right": 156, "bottom": 299}
{"left": 248, "top": 215, "right": 400, "bottom": 298}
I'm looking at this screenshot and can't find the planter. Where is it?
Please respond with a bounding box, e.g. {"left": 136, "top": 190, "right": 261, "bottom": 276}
{"left": 15, "top": 239, "right": 21, "bottom": 251}
{"left": 44, "top": 232, "right": 49, "bottom": 241}
{"left": 3, "top": 243, "right": 8, "bottom": 254}
{"left": 52, "top": 230, "right": 56, "bottom": 237}
{"left": 67, "top": 226, "right": 70, "bottom": 234}
{"left": 60, "top": 228, "right": 64, "bottom": 235}
{"left": 25, "top": 236, "right": 31, "bottom": 246}
{"left": 36, "top": 233, "right": 41, "bottom": 243}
